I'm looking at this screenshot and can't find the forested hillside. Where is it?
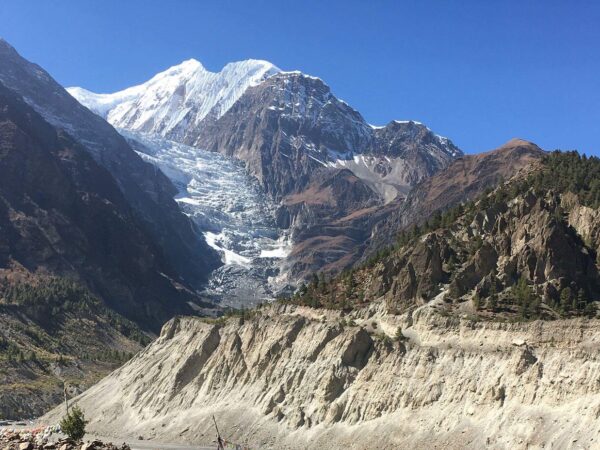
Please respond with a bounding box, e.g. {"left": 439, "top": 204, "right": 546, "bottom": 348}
{"left": 286, "top": 151, "right": 600, "bottom": 322}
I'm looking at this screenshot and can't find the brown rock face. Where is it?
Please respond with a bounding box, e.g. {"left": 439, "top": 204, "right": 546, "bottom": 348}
{"left": 0, "top": 39, "right": 220, "bottom": 289}
{"left": 369, "top": 189, "right": 600, "bottom": 313}
{"left": 383, "top": 234, "right": 447, "bottom": 311}
{"left": 194, "top": 73, "right": 460, "bottom": 202}
{"left": 364, "top": 139, "right": 545, "bottom": 259}
{"left": 188, "top": 72, "right": 463, "bottom": 281}
{"left": 450, "top": 243, "right": 499, "bottom": 297}
{"left": 283, "top": 139, "right": 544, "bottom": 282}
{"left": 0, "top": 82, "right": 201, "bottom": 328}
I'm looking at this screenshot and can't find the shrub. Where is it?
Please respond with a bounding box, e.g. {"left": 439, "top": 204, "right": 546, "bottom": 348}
{"left": 60, "top": 405, "right": 88, "bottom": 441}
{"left": 395, "top": 326, "right": 407, "bottom": 341}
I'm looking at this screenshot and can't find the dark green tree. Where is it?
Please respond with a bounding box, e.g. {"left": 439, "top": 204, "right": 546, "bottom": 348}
{"left": 577, "top": 289, "right": 588, "bottom": 310}
{"left": 560, "top": 287, "right": 572, "bottom": 313}
{"left": 60, "top": 405, "right": 88, "bottom": 441}
{"left": 472, "top": 292, "right": 481, "bottom": 311}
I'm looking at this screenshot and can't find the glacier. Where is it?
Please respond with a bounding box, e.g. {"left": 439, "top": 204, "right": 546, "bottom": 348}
{"left": 122, "top": 130, "right": 292, "bottom": 308}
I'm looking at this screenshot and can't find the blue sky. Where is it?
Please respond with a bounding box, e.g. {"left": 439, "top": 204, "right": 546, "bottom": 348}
{"left": 1, "top": 0, "right": 599, "bottom": 155}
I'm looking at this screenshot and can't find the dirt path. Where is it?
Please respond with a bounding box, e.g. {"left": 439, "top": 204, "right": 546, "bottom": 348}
{"left": 92, "top": 435, "right": 216, "bottom": 450}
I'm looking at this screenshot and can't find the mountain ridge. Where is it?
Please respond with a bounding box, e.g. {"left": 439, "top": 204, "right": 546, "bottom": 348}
{"left": 0, "top": 39, "right": 221, "bottom": 289}
{"left": 69, "top": 54, "right": 465, "bottom": 287}
{"left": 67, "top": 58, "right": 280, "bottom": 141}
{"left": 69, "top": 58, "right": 461, "bottom": 203}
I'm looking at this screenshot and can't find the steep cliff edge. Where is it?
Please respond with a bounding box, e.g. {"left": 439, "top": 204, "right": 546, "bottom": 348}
{"left": 43, "top": 304, "right": 600, "bottom": 449}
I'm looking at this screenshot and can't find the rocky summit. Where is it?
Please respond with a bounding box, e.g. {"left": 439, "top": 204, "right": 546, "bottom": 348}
{"left": 70, "top": 59, "right": 464, "bottom": 290}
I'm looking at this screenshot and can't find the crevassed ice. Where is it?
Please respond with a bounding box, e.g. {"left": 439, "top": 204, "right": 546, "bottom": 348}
{"left": 121, "top": 130, "right": 292, "bottom": 307}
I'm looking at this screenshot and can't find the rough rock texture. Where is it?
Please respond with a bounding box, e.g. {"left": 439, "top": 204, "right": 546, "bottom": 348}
{"left": 0, "top": 82, "right": 203, "bottom": 328}
{"left": 195, "top": 72, "right": 460, "bottom": 202}
{"left": 287, "top": 140, "right": 545, "bottom": 280}
{"left": 277, "top": 169, "right": 381, "bottom": 279}
{"left": 0, "top": 428, "right": 131, "bottom": 450}
{"left": 0, "top": 39, "right": 220, "bottom": 288}
{"left": 43, "top": 304, "right": 600, "bottom": 449}
{"left": 363, "top": 189, "right": 600, "bottom": 314}
{"left": 190, "top": 72, "right": 464, "bottom": 282}
{"left": 565, "top": 193, "right": 600, "bottom": 257}
{"left": 364, "top": 139, "right": 545, "bottom": 256}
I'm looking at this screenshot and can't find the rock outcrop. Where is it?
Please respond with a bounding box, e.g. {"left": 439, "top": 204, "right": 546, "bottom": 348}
{"left": 349, "top": 188, "right": 599, "bottom": 317}
{"left": 42, "top": 304, "right": 600, "bottom": 449}
{"left": 0, "top": 428, "right": 131, "bottom": 450}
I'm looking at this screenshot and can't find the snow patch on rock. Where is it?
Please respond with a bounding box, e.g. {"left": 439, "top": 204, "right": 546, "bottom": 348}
{"left": 68, "top": 59, "right": 280, "bottom": 139}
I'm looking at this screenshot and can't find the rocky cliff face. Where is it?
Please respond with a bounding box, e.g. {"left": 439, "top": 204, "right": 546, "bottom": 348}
{"left": 0, "top": 81, "right": 205, "bottom": 329}
{"left": 0, "top": 39, "right": 220, "bottom": 288}
{"left": 43, "top": 304, "right": 600, "bottom": 449}
{"left": 377, "top": 190, "right": 598, "bottom": 313}
{"left": 194, "top": 72, "right": 461, "bottom": 201}
{"left": 284, "top": 140, "right": 545, "bottom": 281}
{"left": 291, "top": 151, "right": 600, "bottom": 324}
{"left": 193, "top": 71, "right": 463, "bottom": 281}
{"left": 0, "top": 76, "right": 225, "bottom": 419}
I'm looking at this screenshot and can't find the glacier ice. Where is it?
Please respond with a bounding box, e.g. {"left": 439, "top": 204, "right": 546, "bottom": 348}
{"left": 122, "top": 130, "right": 292, "bottom": 308}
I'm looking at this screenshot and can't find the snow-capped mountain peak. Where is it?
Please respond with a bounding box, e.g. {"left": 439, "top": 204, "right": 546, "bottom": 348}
{"left": 68, "top": 58, "right": 280, "bottom": 140}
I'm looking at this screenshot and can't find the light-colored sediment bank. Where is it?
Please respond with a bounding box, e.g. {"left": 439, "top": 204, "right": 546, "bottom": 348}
{"left": 43, "top": 303, "right": 600, "bottom": 449}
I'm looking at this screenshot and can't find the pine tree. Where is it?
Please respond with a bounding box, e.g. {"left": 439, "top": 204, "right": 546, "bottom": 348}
{"left": 395, "top": 327, "right": 406, "bottom": 341}
{"left": 60, "top": 405, "right": 88, "bottom": 441}
{"left": 577, "top": 288, "right": 588, "bottom": 310}
{"left": 487, "top": 282, "right": 498, "bottom": 312}
{"left": 560, "top": 287, "right": 572, "bottom": 313}
{"left": 472, "top": 292, "right": 481, "bottom": 311}
{"left": 515, "top": 275, "right": 531, "bottom": 318}
{"left": 310, "top": 273, "right": 319, "bottom": 289}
